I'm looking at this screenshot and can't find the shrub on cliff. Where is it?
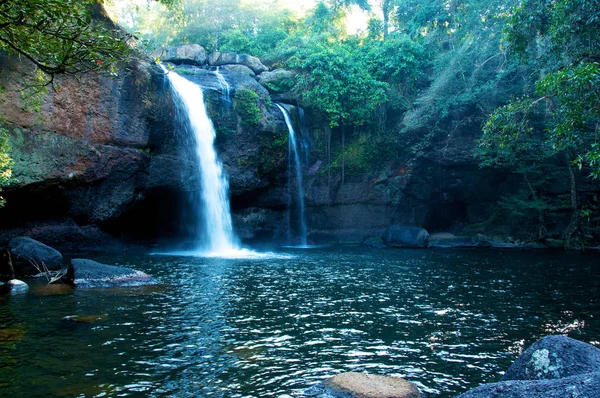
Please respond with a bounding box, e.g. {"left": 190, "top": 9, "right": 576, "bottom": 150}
{"left": 234, "top": 89, "right": 262, "bottom": 126}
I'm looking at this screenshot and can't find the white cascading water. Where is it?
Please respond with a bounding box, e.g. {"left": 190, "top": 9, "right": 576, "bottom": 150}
{"left": 276, "top": 104, "right": 307, "bottom": 246}
{"left": 214, "top": 67, "right": 231, "bottom": 104}
{"left": 161, "top": 65, "right": 239, "bottom": 254}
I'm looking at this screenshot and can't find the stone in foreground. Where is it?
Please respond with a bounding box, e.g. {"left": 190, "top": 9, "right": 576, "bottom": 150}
{"left": 456, "top": 372, "right": 600, "bottom": 398}
{"left": 71, "top": 259, "right": 155, "bottom": 289}
{"left": 382, "top": 226, "right": 429, "bottom": 248}
{"left": 323, "top": 372, "right": 421, "bottom": 398}
{"left": 8, "top": 236, "right": 63, "bottom": 275}
{"left": 502, "top": 335, "right": 600, "bottom": 381}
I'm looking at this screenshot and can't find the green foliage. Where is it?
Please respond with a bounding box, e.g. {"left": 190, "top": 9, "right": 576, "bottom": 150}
{"left": 483, "top": 0, "right": 600, "bottom": 177}
{"left": 0, "top": 0, "right": 133, "bottom": 84}
{"left": 287, "top": 38, "right": 388, "bottom": 128}
{"left": 0, "top": 128, "right": 14, "bottom": 208}
{"left": 234, "top": 89, "right": 261, "bottom": 126}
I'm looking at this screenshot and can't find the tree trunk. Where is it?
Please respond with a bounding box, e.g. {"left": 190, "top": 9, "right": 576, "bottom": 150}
{"left": 523, "top": 174, "right": 547, "bottom": 240}
{"left": 326, "top": 124, "right": 332, "bottom": 192}
{"left": 382, "top": 0, "right": 391, "bottom": 40}
{"left": 563, "top": 158, "right": 579, "bottom": 246}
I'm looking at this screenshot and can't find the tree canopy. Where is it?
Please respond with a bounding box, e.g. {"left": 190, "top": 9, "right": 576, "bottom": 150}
{"left": 0, "top": 0, "right": 136, "bottom": 85}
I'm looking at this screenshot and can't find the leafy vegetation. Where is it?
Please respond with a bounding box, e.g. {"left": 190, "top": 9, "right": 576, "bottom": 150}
{"left": 0, "top": 128, "right": 14, "bottom": 208}
{"left": 3, "top": 0, "right": 599, "bottom": 243}
{"left": 0, "top": 0, "right": 134, "bottom": 85}
{"left": 234, "top": 89, "right": 261, "bottom": 126}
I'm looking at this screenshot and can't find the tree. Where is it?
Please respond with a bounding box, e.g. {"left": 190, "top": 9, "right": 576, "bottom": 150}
{"left": 0, "top": 128, "right": 13, "bottom": 207}
{"left": 480, "top": 0, "right": 600, "bottom": 244}
{"left": 0, "top": 0, "right": 134, "bottom": 85}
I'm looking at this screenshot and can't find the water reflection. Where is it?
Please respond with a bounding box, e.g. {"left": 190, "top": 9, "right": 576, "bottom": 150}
{"left": 0, "top": 247, "right": 599, "bottom": 397}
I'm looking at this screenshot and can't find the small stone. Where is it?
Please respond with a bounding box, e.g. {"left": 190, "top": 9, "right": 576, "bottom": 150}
{"left": 8, "top": 279, "right": 29, "bottom": 293}
{"left": 324, "top": 372, "right": 421, "bottom": 398}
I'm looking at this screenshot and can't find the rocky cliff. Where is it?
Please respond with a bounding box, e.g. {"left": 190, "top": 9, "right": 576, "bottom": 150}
{"left": 1, "top": 42, "right": 596, "bottom": 250}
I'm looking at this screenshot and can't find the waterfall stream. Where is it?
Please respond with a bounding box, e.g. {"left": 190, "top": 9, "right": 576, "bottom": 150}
{"left": 276, "top": 103, "right": 308, "bottom": 246}
{"left": 162, "top": 65, "right": 240, "bottom": 255}
{"left": 213, "top": 67, "right": 231, "bottom": 105}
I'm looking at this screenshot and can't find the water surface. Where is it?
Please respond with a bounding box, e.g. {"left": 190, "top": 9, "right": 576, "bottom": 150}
{"left": 1, "top": 246, "right": 599, "bottom": 397}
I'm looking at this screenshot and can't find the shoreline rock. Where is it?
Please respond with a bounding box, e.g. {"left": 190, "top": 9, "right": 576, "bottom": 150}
{"left": 71, "top": 258, "right": 155, "bottom": 289}
{"left": 321, "top": 372, "right": 421, "bottom": 398}
{"left": 457, "top": 336, "right": 600, "bottom": 398}
{"left": 6, "top": 237, "right": 63, "bottom": 276}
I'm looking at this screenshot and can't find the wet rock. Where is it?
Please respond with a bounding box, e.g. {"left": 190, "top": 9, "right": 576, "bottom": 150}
{"left": 8, "top": 279, "right": 29, "bottom": 293}
{"left": 63, "top": 314, "right": 107, "bottom": 324}
{"left": 258, "top": 69, "right": 296, "bottom": 93}
{"left": 8, "top": 237, "right": 63, "bottom": 276}
{"left": 153, "top": 44, "right": 207, "bottom": 65}
{"left": 208, "top": 51, "right": 268, "bottom": 74}
{"left": 361, "top": 237, "right": 387, "bottom": 249}
{"left": 544, "top": 239, "right": 565, "bottom": 249}
{"left": 382, "top": 226, "right": 429, "bottom": 248}
{"left": 427, "top": 235, "right": 489, "bottom": 248}
{"left": 502, "top": 335, "right": 600, "bottom": 381}
{"left": 220, "top": 64, "right": 256, "bottom": 77}
{"left": 0, "top": 327, "right": 25, "bottom": 343}
{"left": 488, "top": 240, "right": 521, "bottom": 249}
{"left": 456, "top": 372, "right": 600, "bottom": 398}
{"left": 71, "top": 259, "right": 155, "bottom": 289}
{"left": 322, "top": 372, "right": 421, "bottom": 398}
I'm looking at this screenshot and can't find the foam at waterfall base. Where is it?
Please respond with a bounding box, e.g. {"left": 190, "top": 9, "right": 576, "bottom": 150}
{"left": 152, "top": 247, "right": 293, "bottom": 259}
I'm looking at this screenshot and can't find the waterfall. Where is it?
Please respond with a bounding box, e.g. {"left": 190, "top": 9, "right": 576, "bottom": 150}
{"left": 276, "top": 104, "right": 307, "bottom": 246}
{"left": 161, "top": 65, "right": 239, "bottom": 254}
{"left": 213, "top": 67, "right": 231, "bottom": 105}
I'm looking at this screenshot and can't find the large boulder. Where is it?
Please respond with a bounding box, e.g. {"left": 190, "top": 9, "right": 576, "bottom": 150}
{"left": 153, "top": 44, "right": 207, "bottom": 65}
{"left": 502, "top": 335, "right": 600, "bottom": 381}
{"left": 71, "top": 259, "right": 155, "bottom": 288}
{"left": 208, "top": 51, "right": 268, "bottom": 74}
{"left": 456, "top": 372, "right": 600, "bottom": 398}
{"left": 381, "top": 226, "right": 429, "bottom": 248}
{"left": 7, "top": 237, "right": 63, "bottom": 275}
{"left": 257, "top": 69, "right": 297, "bottom": 93}
{"left": 322, "top": 372, "right": 421, "bottom": 398}
{"left": 220, "top": 64, "right": 256, "bottom": 78}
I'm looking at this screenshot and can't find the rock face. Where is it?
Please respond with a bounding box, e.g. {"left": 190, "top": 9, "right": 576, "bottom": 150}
{"left": 502, "top": 335, "right": 600, "bottom": 381}
{"left": 323, "top": 372, "right": 421, "bottom": 398}
{"left": 220, "top": 64, "right": 256, "bottom": 77}
{"left": 153, "top": 44, "right": 207, "bottom": 65}
{"left": 456, "top": 372, "right": 600, "bottom": 398}
{"left": 382, "top": 226, "right": 429, "bottom": 248}
{"left": 258, "top": 69, "right": 296, "bottom": 93}
{"left": 71, "top": 259, "right": 155, "bottom": 288}
{"left": 457, "top": 336, "right": 600, "bottom": 398}
{"left": 208, "top": 51, "right": 268, "bottom": 74}
{"left": 7, "top": 237, "right": 63, "bottom": 275}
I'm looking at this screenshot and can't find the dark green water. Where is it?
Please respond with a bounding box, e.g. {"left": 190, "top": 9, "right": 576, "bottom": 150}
{"left": 1, "top": 246, "right": 599, "bottom": 397}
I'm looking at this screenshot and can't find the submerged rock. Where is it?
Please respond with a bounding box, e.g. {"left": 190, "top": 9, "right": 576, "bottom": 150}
{"left": 427, "top": 235, "right": 490, "bottom": 248}
{"left": 502, "top": 335, "right": 600, "bottom": 381}
{"left": 7, "top": 237, "right": 63, "bottom": 276}
{"left": 322, "top": 372, "right": 421, "bottom": 398}
{"left": 71, "top": 259, "right": 155, "bottom": 288}
{"left": 456, "top": 372, "right": 600, "bottom": 398}
{"left": 382, "top": 226, "right": 429, "bottom": 248}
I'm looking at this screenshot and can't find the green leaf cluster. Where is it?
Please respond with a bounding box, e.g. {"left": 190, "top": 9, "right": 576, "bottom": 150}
{"left": 234, "top": 89, "right": 261, "bottom": 126}
{"left": 0, "top": 0, "right": 133, "bottom": 85}
{"left": 0, "top": 128, "right": 14, "bottom": 208}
